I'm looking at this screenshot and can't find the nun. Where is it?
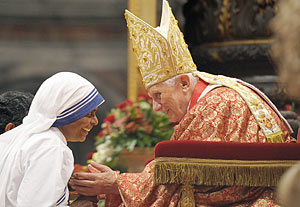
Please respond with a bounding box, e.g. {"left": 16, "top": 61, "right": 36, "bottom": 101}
{"left": 0, "top": 72, "right": 104, "bottom": 207}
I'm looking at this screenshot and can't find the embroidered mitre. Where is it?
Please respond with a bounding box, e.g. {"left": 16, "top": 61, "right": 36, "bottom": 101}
{"left": 125, "top": 0, "right": 197, "bottom": 88}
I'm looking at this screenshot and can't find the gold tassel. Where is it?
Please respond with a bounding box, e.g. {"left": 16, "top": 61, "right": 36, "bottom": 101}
{"left": 266, "top": 131, "right": 285, "bottom": 143}
{"left": 179, "top": 185, "right": 195, "bottom": 207}
{"left": 153, "top": 157, "right": 298, "bottom": 187}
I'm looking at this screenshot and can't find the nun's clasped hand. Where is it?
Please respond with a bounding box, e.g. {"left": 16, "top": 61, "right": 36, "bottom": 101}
{"left": 70, "top": 162, "right": 119, "bottom": 196}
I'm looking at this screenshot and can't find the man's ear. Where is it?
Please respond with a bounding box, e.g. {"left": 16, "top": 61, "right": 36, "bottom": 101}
{"left": 178, "top": 74, "right": 190, "bottom": 90}
{"left": 5, "top": 123, "right": 16, "bottom": 132}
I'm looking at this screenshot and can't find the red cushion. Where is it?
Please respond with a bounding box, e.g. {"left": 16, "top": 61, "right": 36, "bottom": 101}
{"left": 154, "top": 140, "right": 300, "bottom": 160}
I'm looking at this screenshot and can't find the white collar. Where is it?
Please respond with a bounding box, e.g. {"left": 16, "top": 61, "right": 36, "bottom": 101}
{"left": 52, "top": 127, "right": 67, "bottom": 145}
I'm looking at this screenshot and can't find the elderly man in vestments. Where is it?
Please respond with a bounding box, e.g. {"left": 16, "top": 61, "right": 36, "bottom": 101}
{"left": 70, "top": 0, "right": 293, "bottom": 206}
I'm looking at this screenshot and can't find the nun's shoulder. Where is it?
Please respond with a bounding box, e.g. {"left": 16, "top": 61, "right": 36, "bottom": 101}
{"left": 21, "top": 127, "right": 69, "bottom": 153}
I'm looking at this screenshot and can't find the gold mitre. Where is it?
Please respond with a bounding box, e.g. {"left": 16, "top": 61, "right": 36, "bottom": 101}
{"left": 124, "top": 0, "right": 197, "bottom": 88}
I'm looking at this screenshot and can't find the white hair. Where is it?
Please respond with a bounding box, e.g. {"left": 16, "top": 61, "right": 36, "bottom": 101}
{"left": 160, "top": 73, "right": 198, "bottom": 87}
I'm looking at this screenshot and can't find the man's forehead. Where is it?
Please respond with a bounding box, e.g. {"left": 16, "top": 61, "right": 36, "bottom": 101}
{"left": 147, "top": 83, "right": 165, "bottom": 93}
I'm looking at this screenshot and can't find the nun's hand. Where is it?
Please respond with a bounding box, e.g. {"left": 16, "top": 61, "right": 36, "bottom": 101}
{"left": 70, "top": 195, "right": 98, "bottom": 207}
{"left": 70, "top": 162, "right": 119, "bottom": 196}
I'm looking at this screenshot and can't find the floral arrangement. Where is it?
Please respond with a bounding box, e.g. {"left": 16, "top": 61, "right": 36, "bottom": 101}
{"left": 90, "top": 94, "right": 174, "bottom": 168}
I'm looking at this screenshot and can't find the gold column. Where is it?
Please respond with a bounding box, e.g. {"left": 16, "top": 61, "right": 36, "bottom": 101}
{"left": 127, "top": 0, "right": 157, "bottom": 101}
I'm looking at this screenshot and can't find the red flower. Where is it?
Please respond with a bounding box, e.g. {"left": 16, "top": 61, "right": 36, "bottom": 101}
{"left": 97, "top": 130, "right": 104, "bottom": 138}
{"left": 137, "top": 93, "right": 153, "bottom": 104}
{"left": 134, "top": 107, "right": 144, "bottom": 120}
{"left": 86, "top": 152, "right": 94, "bottom": 159}
{"left": 104, "top": 114, "right": 115, "bottom": 124}
{"left": 117, "top": 100, "right": 134, "bottom": 110}
{"left": 97, "top": 127, "right": 110, "bottom": 139}
{"left": 137, "top": 93, "right": 149, "bottom": 100}
{"left": 284, "top": 104, "right": 292, "bottom": 111}
{"left": 114, "top": 115, "right": 130, "bottom": 128}
{"left": 125, "top": 121, "right": 140, "bottom": 134}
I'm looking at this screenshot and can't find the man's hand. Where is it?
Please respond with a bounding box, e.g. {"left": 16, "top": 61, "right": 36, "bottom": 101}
{"left": 70, "top": 162, "right": 119, "bottom": 196}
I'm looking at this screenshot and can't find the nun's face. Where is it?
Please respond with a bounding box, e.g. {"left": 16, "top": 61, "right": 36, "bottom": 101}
{"left": 58, "top": 107, "right": 99, "bottom": 142}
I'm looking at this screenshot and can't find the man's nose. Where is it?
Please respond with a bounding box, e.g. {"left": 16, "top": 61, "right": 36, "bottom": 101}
{"left": 153, "top": 101, "right": 161, "bottom": 112}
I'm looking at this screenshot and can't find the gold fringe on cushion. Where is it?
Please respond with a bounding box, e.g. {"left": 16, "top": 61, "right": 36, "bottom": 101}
{"left": 153, "top": 157, "right": 299, "bottom": 187}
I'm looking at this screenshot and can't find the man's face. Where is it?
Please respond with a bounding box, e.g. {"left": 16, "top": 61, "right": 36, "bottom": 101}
{"left": 147, "top": 80, "right": 189, "bottom": 123}
{"left": 58, "top": 107, "right": 99, "bottom": 142}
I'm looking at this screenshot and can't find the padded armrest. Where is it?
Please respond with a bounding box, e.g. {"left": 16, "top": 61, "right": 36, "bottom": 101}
{"left": 154, "top": 140, "right": 300, "bottom": 160}
{"left": 153, "top": 140, "right": 300, "bottom": 187}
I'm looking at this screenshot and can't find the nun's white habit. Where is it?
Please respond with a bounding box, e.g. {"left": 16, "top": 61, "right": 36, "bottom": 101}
{"left": 0, "top": 72, "right": 104, "bottom": 207}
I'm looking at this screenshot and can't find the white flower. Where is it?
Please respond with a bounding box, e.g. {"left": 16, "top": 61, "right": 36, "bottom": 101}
{"left": 93, "top": 140, "right": 115, "bottom": 164}
{"left": 139, "top": 101, "right": 151, "bottom": 110}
